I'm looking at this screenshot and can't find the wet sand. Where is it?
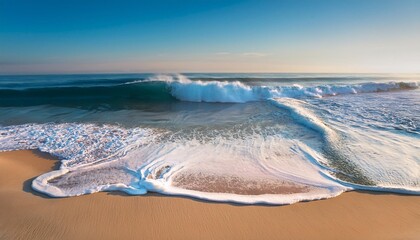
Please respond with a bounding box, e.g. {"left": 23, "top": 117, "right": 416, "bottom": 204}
{"left": 0, "top": 150, "right": 419, "bottom": 240}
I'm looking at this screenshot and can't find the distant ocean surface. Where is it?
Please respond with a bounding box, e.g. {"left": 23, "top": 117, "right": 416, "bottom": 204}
{"left": 0, "top": 73, "right": 419, "bottom": 204}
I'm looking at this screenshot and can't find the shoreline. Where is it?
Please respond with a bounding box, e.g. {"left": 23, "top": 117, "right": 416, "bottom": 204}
{"left": 1, "top": 150, "right": 419, "bottom": 239}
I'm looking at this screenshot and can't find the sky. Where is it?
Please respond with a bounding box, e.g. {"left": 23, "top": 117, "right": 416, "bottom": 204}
{"left": 1, "top": 0, "right": 420, "bottom": 74}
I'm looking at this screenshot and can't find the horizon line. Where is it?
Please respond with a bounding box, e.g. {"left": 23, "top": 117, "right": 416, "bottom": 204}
{"left": 1, "top": 71, "right": 420, "bottom": 76}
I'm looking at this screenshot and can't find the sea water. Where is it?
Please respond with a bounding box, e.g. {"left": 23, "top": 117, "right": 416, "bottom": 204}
{"left": 0, "top": 73, "right": 418, "bottom": 204}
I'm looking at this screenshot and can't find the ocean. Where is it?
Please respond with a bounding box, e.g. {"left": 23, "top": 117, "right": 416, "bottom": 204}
{"left": 0, "top": 73, "right": 418, "bottom": 204}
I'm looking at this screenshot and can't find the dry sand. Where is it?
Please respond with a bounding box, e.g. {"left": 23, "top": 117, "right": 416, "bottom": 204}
{"left": 0, "top": 150, "right": 419, "bottom": 240}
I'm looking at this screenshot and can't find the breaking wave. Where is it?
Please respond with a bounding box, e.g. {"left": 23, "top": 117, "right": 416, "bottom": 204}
{"left": 0, "top": 74, "right": 417, "bottom": 108}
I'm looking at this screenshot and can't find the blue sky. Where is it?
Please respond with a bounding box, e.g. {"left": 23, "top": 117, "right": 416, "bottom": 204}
{"left": 1, "top": 0, "right": 420, "bottom": 74}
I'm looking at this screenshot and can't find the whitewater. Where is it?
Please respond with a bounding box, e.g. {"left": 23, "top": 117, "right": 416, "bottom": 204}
{"left": 0, "top": 73, "right": 419, "bottom": 204}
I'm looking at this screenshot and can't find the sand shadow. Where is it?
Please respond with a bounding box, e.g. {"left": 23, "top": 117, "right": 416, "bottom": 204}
{"left": 23, "top": 177, "right": 53, "bottom": 199}
{"left": 105, "top": 188, "right": 419, "bottom": 207}
{"left": 22, "top": 150, "right": 60, "bottom": 199}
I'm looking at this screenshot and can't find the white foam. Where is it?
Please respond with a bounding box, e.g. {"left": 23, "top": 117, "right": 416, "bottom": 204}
{"left": 111, "top": 134, "right": 349, "bottom": 204}
{"left": 32, "top": 169, "right": 69, "bottom": 197}
{"left": 0, "top": 123, "right": 156, "bottom": 169}
{"left": 127, "top": 184, "right": 346, "bottom": 205}
{"left": 1, "top": 122, "right": 349, "bottom": 203}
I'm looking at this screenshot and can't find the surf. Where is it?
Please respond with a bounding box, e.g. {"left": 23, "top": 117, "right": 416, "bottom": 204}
{"left": 0, "top": 73, "right": 419, "bottom": 204}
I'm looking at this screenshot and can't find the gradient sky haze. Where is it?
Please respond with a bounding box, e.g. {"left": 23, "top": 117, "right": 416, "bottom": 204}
{"left": 1, "top": 0, "right": 420, "bottom": 74}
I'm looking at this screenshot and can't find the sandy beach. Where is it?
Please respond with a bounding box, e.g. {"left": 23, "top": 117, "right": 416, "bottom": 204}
{"left": 0, "top": 150, "right": 419, "bottom": 240}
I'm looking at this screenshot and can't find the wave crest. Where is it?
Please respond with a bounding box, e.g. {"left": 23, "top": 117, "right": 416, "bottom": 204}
{"left": 151, "top": 74, "right": 418, "bottom": 103}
